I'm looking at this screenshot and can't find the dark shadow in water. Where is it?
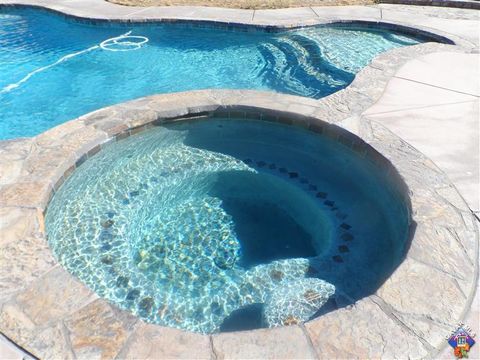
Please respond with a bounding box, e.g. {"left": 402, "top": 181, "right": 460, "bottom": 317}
{"left": 219, "top": 303, "right": 264, "bottom": 332}
{"left": 306, "top": 220, "right": 417, "bottom": 321}
{"left": 208, "top": 170, "right": 318, "bottom": 269}
{"left": 175, "top": 120, "right": 416, "bottom": 331}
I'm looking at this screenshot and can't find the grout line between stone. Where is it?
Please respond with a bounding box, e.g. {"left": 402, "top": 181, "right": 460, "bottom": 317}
{"left": 0, "top": 204, "right": 41, "bottom": 210}
{"left": 473, "top": 212, "right": 480, "bottom": 223}
{"left": 299, "top": 323, "right": 320, "bottom": 360}
{"left": 370, "top": 295, "right": 436, "bottom": 352}
{"left": 407, "top": 252, "right": 470, "bottom": 282}
{"left": 60, "top": 320, "right": 77, "bottom": 360}
{"left": 209, "top": 335, "right": 218, "bottom": 360}
{"left": 113, "top": 321, "right": 139, "bottom": 360}
{"left": 251, "top": 9, "right": 255, "bottom": 22}
{"left": 393, "top": 75, "right": 480, "bottom": 97}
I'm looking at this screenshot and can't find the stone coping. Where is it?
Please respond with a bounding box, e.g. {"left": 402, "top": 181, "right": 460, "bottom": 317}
{"left": 0, "top": 2, "right": 478, "bottom": 358}
{"left": 0, "top": 86, "right": 478, "bottom": 359}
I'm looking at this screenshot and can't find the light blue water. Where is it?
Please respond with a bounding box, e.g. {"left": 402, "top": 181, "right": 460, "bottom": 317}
{"left": 46, "top": 119, "right": 410, "bottom": 333}
{"left": 0, "top": 7, "right": 428, "bottom": 140}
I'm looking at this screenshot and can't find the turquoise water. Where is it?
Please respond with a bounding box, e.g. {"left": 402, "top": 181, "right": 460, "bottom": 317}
{"left": 0, "top": 7, "right": 427, "bottom": 139}
{"left": 46, "top": 119, "right": 410, "bottom": 333}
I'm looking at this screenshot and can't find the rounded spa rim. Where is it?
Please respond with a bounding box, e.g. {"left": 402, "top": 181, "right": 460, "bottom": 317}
{"left": 0, "top": 89, "right": 477, "bottom": 359}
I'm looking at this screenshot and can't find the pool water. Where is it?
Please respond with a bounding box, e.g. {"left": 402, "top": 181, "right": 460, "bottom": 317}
{"left": 0, "top": 7, "right": 427, "bottom": 139}
{"left": 46, "top": 118, "right": 410, "bottom": 333}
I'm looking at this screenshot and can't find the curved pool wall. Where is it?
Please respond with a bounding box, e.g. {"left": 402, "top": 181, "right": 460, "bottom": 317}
{"left": 0, "top": 5, "right": 444, "bottom": 140}
{"left": 1, "top": 86, "right": 477, "bottom": 358}
{"left": 45, "top": 116, "right": 411, "bottom": 334}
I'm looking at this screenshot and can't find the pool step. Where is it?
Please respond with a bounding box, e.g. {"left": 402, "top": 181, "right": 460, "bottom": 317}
{"left": 257, "top": 33, "right": 354, "bottom": 98}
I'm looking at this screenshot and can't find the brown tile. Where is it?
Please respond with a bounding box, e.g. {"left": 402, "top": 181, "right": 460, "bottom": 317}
{"left": 65, "top": 300, "right": 137, "bottom": 360}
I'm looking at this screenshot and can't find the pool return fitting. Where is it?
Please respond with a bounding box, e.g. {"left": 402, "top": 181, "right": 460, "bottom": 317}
{"left": 1, "top": 31, "right": 149, "bottom": 94}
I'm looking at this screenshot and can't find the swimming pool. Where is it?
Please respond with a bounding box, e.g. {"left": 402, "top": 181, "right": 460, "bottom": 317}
{"left": 0, "top": 6, "right": 429, "bottom": 140}
{"left": 45, "top": 117, "right": 410, "bottom": 333}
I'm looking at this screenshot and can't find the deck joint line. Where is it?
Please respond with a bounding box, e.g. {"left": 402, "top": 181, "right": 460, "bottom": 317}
{"left": 393, "top": 75, "right": 480, "bottom": 97}
{"left": 310, "top": 6, "right": 321, "bottom": 18}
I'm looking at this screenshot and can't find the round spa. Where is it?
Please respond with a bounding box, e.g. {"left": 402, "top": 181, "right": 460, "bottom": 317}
{"left": 45, "top": 116, "right": 411, "bottom": 334}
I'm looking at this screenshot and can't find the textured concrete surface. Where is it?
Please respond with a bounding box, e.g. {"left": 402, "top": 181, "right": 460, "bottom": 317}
{"left": 364, "top": 51, "right": 480, "bottom": 212}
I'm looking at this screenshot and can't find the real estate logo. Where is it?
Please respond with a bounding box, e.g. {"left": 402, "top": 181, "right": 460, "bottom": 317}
{"left": 447, "top": 323, "right": 476, "bottom": 359}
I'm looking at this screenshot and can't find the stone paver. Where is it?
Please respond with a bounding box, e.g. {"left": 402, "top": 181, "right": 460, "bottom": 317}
{"left": 305, "top": 297, "right": 431, "bottom": 359}
{"left": 0, "top": 207, "right": 56, "bottom": 304}
{"left": 437, "top": 220, "right": 479, "bottom": 359}
{"left": 65, "top": 300, "right": 138, "bottom": 359}
{"left": 117, "top": 323, "right": 211, "bottom": 359}
{"left": 212, "top": 325, "right": 317, "bottom": 359}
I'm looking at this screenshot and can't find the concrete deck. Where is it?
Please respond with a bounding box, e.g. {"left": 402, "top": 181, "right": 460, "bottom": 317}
{"left": 364, "top": 49, "right": 480, "bottom": 360}
{"left": 0, "top": 1, "right": 478, "bottom": 359}
{"left": 364, "top": 51, "right": 479, "bottom": 213}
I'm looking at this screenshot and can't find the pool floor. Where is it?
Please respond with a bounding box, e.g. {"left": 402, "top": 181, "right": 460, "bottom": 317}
{"left": 45, "top": 118, "right": 410, "bottom": 333}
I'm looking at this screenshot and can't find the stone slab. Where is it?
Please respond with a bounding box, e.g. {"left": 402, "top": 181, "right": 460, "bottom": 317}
{"left": 12, "top": 266, "right": 96, "bottom": 326}
{"left": 212, "top": 325, "right": 317, "bottom": 359}
{"left": 376, "top": 257, "right": 466, "bottom": 337}
{"left": 117, "top": 323, "right": 212, "bottom": 359}
{"left": 0, "top": 207, "right": 56, "bottom": 303}
{"left": 305, "top": 297, "right": 430, "bottom": 359}
{"left": 65, "top": 300, "right": 138, "bottom": 360}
